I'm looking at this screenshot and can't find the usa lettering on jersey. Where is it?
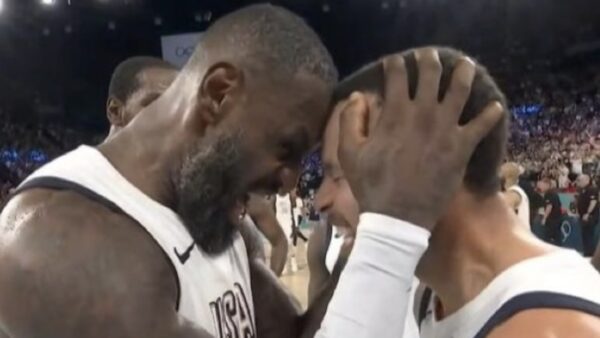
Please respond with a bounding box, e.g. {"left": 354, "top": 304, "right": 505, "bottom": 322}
{"left": 209, "top": 283, "right": 256, "bottom": 338}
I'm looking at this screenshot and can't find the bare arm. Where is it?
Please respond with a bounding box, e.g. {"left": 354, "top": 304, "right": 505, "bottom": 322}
{"left": 543, "top": 203, "right": 552, "bottom": 224}
{"left": 0, "top": 191, "right": 214, "bottom": 338}
{"left": 307, "top": 223, "right": 331, "bottom": 304}
{"left": 247, "top": 195, "right": 288, "bottom": 276}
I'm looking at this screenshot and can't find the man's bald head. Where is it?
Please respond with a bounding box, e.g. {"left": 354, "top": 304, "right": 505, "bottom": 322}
{"left": 184, "top": 4, "right": 337, "bottom": 86}
{"left": 156, "top": 4, "right": 337, "bottom": 255}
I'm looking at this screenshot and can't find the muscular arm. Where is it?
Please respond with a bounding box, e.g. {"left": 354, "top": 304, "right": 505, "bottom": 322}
{"left": 247, "top": 195, "right": 288, "bottom": 276}
{"left": 0, "top": 190, "right": 213, "bottom": 338}
{"left": 306, "top": 223, "right": 330, "bottom": 304}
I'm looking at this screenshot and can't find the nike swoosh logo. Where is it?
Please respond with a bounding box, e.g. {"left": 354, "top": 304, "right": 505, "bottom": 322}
{"left": 174, "top": 241, "right": 195, "bottom": 264}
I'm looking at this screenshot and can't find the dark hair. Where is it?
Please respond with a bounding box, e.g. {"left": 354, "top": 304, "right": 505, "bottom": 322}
{"left": 333, "top": 47, "right": 509, "bottom": 196}
{"left": 108, "top": 56, "right": 177, "bottom": 102}
{"left": 187, "top": 4, "right": 338, "bottom": 86}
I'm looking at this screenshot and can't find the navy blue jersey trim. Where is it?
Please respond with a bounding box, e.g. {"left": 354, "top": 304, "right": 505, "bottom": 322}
{"left": 474, "top": 291, "right": 600, "bottom": 338}
{"left": 10, "top": 176, "right": 182, "bottom": 311}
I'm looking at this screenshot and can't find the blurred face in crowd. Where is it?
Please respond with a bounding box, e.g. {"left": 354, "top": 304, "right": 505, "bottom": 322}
{"left": 314, "top": 95, "right": 380, "bottom": 232}
{"left": 107, "top": 67, "right": 178, "bottom": 134}
{"left": 174, "top": 67, "right": 331, "bottom": 254}
{"left": 577, "top": 174, "right": 591, "bottom": 188}
{"left": 537, "top": 180, "right": 551, "bottom": 193}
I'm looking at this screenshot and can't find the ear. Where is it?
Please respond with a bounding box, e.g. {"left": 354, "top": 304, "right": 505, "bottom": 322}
{"left": 195, "top": 62, "right": 244, "bottom": 127}
{"left": 106, "top": 97, "right": 126, "bottom": 128}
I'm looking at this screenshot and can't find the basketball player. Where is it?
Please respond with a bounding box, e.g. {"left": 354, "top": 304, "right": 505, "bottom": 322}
{"left": 322, "top": 47, "right": 600, "bottom": 337}
{"left": 105, "top": 56, "right": 290, "bottom": 276}
{"left": 500, "top": 162, "right": 530, "bottom": 229}
{"left": 105, "top": 56, "right": 178, "bottom": 140}
{"left": 245, "top": 194, "right": 289, "bottom": 276}
{"left": 0, "top": 5, "right": 489, "bottom": 337}
{"left": 275, "top": 189, "right": 308, "bottom": 273}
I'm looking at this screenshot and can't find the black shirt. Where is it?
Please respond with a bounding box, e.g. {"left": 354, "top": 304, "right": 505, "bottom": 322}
{"left": 577, "top": 186, "right": 599, "bottom": 218}
{"left": 544, "top": 191, "right": 562, "bottom": 224}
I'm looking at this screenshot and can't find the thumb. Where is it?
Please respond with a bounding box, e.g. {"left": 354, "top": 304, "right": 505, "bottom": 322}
{"left": 338, "top": 92, "right": 369, "bottom": 164}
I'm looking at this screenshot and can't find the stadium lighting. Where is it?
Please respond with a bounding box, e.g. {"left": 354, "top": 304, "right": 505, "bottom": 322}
{"left": 322, "top": 3, "right": 330, "bottom": 13}
{"left": 381, "top": 1, "right": 390, "bottom": 10}
{"left": 41, "top": 0, "right": 55, "bottom": 5}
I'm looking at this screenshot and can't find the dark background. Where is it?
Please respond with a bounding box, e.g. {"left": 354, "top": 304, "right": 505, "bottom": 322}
{"left": 0, "top": 0, "right": 599, "bottom": 130}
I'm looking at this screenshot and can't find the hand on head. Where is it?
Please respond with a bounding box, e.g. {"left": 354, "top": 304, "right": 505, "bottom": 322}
{"left": 336, "top": 48, "right": 504, "bottom": 230}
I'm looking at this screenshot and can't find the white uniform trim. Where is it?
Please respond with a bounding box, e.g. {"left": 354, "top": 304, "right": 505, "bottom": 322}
{"left": 420, "top": 250, "right": 600, "bottom": 338}
{"left": 20, "top": 146, "right": 256, "bottom": 337}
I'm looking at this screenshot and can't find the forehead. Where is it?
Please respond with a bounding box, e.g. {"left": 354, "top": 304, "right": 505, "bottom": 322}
{"left": 252, "top": 72, "right": 333, "bottom": 143}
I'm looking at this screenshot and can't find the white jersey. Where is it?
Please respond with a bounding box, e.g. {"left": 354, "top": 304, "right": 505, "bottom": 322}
{"left": 19, "top": 146, "right": 256, "bottom": 337}
{"left": 324, "top": 225, "right": 421, "bottom": 338}
{"left": 508, "top": 185, "right": 530, "bottom": 229}
{"left": 419, "top": 250, "right": 600, "bottom": 338}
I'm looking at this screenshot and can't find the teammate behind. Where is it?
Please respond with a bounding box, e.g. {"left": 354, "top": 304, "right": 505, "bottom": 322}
{"left": 105, "top": 56, "right": 178, "bottom": 139}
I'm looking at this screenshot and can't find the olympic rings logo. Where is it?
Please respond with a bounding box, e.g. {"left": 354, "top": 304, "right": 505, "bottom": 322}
{"left": 175, "top": 46, "right": 195, "bottom": 57}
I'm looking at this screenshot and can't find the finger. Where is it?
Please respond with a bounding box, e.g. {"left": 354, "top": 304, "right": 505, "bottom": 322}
{"left": 415, "top": 48, "right": 443, "bottom": 104}
{"left": 462, "top": 101, "right": 504, "bottom": 151}
{"left": 378, "top": 55, "right": 409, "bottom": 129}
{"left": 338, "top": 92, "right": 369, "bottom": 160}
{"left": 443, "top": 57, "right": 476, "bottom": 123}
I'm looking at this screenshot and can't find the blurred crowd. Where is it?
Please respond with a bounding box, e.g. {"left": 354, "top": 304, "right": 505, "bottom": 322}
{"left": 2, "top": 63, "right": 600, "bottom": 204}
{"left": 0, "top": 122, "right": 100, "bottom": 202}
{"left": 507, "top": 65, "right": 600, "bottom": 189}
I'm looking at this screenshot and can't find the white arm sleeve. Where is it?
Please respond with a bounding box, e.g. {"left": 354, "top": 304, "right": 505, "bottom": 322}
{"left": 315, "top": 213, "right": 430, "bottom": 338}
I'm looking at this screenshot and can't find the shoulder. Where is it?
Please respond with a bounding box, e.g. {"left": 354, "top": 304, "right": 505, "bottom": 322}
{"left": 0, "top": 188, "right": 178, "bottom": 314}
{"left": 1, "top": 188, "right": 168, "bottom": 264}
{"left": 487, "top": 309, "right": 600, "bottom": 338}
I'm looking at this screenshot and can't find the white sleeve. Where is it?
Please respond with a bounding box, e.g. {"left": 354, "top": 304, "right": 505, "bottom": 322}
{"left": 315, "top": 213, "right": 430, "bottom": 338}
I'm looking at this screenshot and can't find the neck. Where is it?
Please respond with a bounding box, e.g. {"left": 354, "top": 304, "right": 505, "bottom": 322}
{"left": 417, "top": 191, "right": 555, "bottom": 317}
{"left": 97, "top": 85, "right": 195, "bottom": 209}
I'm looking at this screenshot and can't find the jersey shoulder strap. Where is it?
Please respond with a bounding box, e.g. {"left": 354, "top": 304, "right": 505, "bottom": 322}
{"left": 474, "top": 291, "right": 600, "bottom": 338}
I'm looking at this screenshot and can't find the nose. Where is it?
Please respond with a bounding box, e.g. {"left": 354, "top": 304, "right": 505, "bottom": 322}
{"left": 314, "top": 178, "right": 334, "bottom": 213}
{"left": 279, "top": 166, "right": 300, "bottom": 194}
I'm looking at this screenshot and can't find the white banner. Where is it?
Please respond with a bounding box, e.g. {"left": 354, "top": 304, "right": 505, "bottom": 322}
{"left": 161, "top": 32, "right": 203, "bottom": 68}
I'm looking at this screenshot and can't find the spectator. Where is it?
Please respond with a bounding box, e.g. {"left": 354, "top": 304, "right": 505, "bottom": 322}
{"left": 576, "top": 174, "right": 599, "bottom": 256}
